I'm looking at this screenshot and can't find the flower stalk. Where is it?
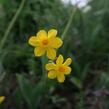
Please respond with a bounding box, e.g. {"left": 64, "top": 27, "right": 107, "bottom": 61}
{"left": 61, "top": 6, "right": 77, "bottom": 41}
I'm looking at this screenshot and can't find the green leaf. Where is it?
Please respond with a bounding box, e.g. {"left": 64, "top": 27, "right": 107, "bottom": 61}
{"left": 31, "top": 81, "right": 46, "bottom": 108}
{"left": 81, "top": 63, "right": 91, "bottom": 81}
{"left": 70, "top": 77, "right": 82, "bottom": 89}
{"left": 17, "top": 74, "right": 48, "bottom": 109}
{"left": 16, "top": 74, "right": 33, "bottom": 107}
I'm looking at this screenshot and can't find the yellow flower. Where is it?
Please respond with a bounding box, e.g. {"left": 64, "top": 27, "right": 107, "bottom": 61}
{"left": 0, "top": 96, "right": 5, "bottom": 104}
{"left": 46, "top": 55, "right": 72, "bottom": 83}
{"left": 28, "top": 29, "right": 63, "bottom": 60}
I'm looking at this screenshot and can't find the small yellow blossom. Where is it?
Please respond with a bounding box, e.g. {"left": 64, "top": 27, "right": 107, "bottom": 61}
{"left": 0, "top": 96, "right": 5, "bottom": 104}
{"left": 46, "top": 55, "right": 72, "bottom": 83}
{"left": 28, "top": 29, "right": 63, "bottom": 60}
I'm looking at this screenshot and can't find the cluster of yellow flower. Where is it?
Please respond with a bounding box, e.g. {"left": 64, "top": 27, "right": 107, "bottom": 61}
{"left": 0, "top": 96, "right": 5, "bottom": 104}
{"left": 29, "top": 29, "right": 72, "bottom": 83}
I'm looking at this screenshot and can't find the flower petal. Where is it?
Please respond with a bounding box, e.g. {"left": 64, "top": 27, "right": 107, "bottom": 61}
{"left": 37, "top": 30, "right": 47, "bottom": 40}
{"left": 28, "top": 36, "right": 39, "bottom": 46}
{"left": 48, "top": 29, "right": 57, "bottom": 38}
{"left": 56, "top": 55, "right": 64, "bottom": 65}
{"left": 45, "top": 63, "right": 56, "bottom": 70}
{"left": 51, "top": 37, "right": 63, "bottom": 48}
{"left": 34, "top": 47, "right": 45, "bottom": 56}
{"left": 48, "top": 71, "right": 57, "bottom": 79}
{"left": 65, "top": 67, "right": 71, "bottom": 75}
{"left": 63, "top": 58, "right": 72, "bottom": 66}
{"left": 57, "top": 74, "right": 65, "bottom": 83}
{"left": 0, "top": 96, "right": 5, "bottom": 104}
{"left": 47, "top": 48, "right": 56, "bottom": 60}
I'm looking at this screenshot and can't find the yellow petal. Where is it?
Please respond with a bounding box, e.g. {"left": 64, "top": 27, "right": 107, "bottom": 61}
{"left": 28, "top": 36, "right": 39, "bottom": 46}
{"left": 63, "top": 58, "right": 72, "bottom": 66}
{"left": 57, "top": 74, "right": 65, "bottom": 83}
{"left": 37, "top": 30, "right": 47, "bottom": 40}
{"left": 0, "top": 96, "right": 5, "bottom": 104}
{"left": 51, "top": 37, "right": 63, "bottom": 48}
{"left": 65, "top": 67, "right": 71, "bottom": 75}
{"left": 48, "top": 29, "right": 57, "bottom": 38}
{"left": 47, "top": 48, "right": 56, "bottom": 60}
{"left": 34, "top": 47, "right": 45, "bottom": 56}
{"left": 45, "top": 63, "right": 56, "bottom": 70}
{"left": 56, "top": 55, "right": 64, "bottom": 65}
{"left": 48, "top": 71, "right": 57, "bottom": 79}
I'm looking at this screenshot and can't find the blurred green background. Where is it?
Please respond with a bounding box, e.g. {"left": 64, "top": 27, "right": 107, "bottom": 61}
{"left": 0, "top": 0, "right": 109, "bottom": 109}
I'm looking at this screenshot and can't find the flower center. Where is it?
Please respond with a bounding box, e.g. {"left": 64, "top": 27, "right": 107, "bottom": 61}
{"left": 42, "top": 39, "right": 49, "bottom": 45}
{"left": 58, "top": 66, "right": 65, "bottom": 73}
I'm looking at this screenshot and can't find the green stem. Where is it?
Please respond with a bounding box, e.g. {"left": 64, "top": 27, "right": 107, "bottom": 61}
{"left": 61, "top": 6, "right": 77, "bottom": 40}
{"left": 41, "top": 55, "right": 48, "bottom": 80}
{"left": 0, "top": 0, "right": 26, "bottom": 51}
{"left": 32, "top": 56, "right": 48, "bottom": 108}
